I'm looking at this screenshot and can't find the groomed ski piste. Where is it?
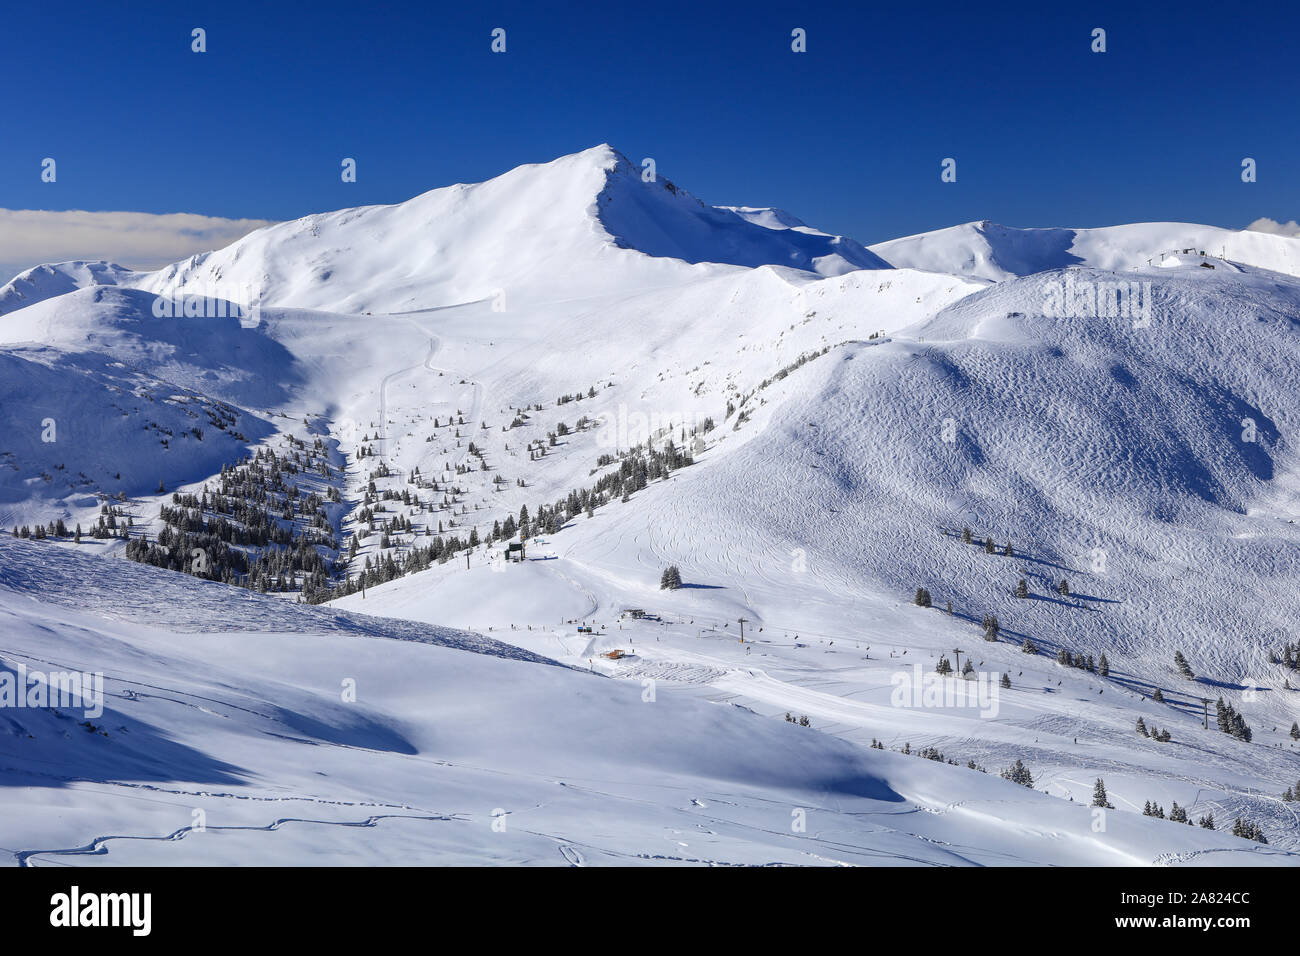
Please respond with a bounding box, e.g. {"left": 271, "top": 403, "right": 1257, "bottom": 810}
{"left": 2, "top": 145, "right": 1299, "bottom": 865}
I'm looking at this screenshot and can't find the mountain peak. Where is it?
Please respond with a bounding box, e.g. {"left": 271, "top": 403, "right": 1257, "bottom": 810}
{"left": 2, "top": 145, "right": 886, "bottom": 318}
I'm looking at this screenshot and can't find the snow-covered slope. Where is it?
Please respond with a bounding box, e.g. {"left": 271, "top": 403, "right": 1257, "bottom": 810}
{"left": 125, "top": 145, "right": 886, "bottom": 315}
{"left": 0, "top": 286, "right": 300, "bottom": 408}
{"left": 4, "top": 144, "right": 1300, "bottom": 865}
{"left": 872, "top": 220, "right": 1300, "bottom": 282}
{"left": 329, "top": 256, "right": 1300, "bottom": 860}
{"left": 0, "top": 261, "right": 142, "bottom": 316}
{"left": 0, "top": 147, "right": 884, "bottom": 322}
{"left": 3, "top": 534, "right": 1285, "bottom": 866}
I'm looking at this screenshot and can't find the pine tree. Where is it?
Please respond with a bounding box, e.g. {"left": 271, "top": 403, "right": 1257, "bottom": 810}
{"left": 1091, "top": 778, "right": 1113, "bottom": 808}
{"left": 1174, "top": 650, "right": 1194, "bottom": 679}
{"left": 1136, "top": 717, "right": 1148, "bottom": 736}
{"left": 935, "top": 655, "right": 953, "bottom": 675}
{"left": 1015, "top": 579, "right": 1029, "bottom": 598}
{"left": 1290, "top": 722, "right": 1298, "bottom": 741}
{"left": 1098, "top": 653, "right": 1110, "bottom": 677}
{"left": 1198, "top": 814, "right": 1215, "bottom": 830}
{"left": 1057, "top": 579, "right": 1069, "bottom": 596}
{"left": 1151, "top": 687, "right": 1164, "bottom": 702}
{"left": 984, "top": 537, "right": 995, "bottom": 554}
{"left": 1001, "top": 759, "right": 1034, "bottom": 788}
{"left": 981, "top": 614, "right": 1000, "bottom": 641}
{"left": 1021, "top": 638, "right": 1037, "bottom": 654}
{"left": 1000, "top": 673, "right": 1011, "bottom": 689}
{"left": 1214, "top": 698, "right": 1252, "bottom": 742}
{"left": 913, "top": 587, "right": 932, "bottom": 608}
{"left": 1230, "top": 818, "right": 1267, "bottom": 843}
{"left": 961, "top": 527, "right": 973, "bottom": 544}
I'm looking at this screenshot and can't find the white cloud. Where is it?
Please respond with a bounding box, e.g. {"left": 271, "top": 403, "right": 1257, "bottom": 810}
{"left": 1245, "top": 217, "right": 1300, "bottom": 238}
{"left": 0, "top": 208, "right": 275, "bottom": 283}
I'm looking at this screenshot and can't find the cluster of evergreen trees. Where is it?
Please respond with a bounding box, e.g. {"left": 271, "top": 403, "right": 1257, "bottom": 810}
{"left": 1267, "top": 641, "right": 1300, "bottom": 669}
{"left": 1138, "top": 798, "right": 1222, "bottom": 830}
{"left": 324, "top": 427, "right": 707, "bottom": 600}
{"left": 13, "top": 503, "right": 132, "bottom": 543}
{"left": 660, "top": 566, "right": 682, "bottom": 590}
{"left": 728, "top": 346, "right": 835, "bottom": 428}
{"left": 1142, "top": 800, "right": 1191, "bottom": 823}
{"left": 124, "top": 439, "right": 344, "bottom": 596}
{"left": 881, "top": 740, "right": 986, "bottom": 772}
{"left": 911, "top": 586, "right": 1001, "bottom": 643}
{"left": 13, "top": 519, "right": 71, "bottom": 539}
{"left": 960, "top": 526, "right": 1013, "bottom": 557}
{"left": 1056, "top": 648, "right": 1099, "bottom": 672}
{"left": 555, "top": 386, "right": 598, "bottom": 405}
{"left": 1215, "top": 697, "right": 1253, "bottom": 742}
{"left": 317, "top": 532, "right": 478, "bottom": 603}
{"left": 1135, "top": 717, "right": 1172, "bottom": 742}
{"left": 1230, "top": 817, "right": 1268, "bottom": 843}
{"left": 1001, "top": 759, "right": 1034, "bottom": 788}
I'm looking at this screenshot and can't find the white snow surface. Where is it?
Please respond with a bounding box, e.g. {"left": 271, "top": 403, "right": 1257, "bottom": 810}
{"left": 2, "top": 535, "right": 1287, "bottom": 866}
{"left": 2, "top": 145, "right": 1299, "bottom": 865}
{"left": 871, "top": 220, "right": 1300, "bottom": 282}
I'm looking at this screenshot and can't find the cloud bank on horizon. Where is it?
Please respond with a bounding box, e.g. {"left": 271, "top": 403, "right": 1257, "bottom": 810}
{"left": 1246, "top": 217, "right": 1300, "bottom": 238}
{"left": 0, "top": 208, "right": 275, "bottom": 284}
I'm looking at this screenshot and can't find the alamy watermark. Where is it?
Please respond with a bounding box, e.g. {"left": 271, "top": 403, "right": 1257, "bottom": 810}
{"left": 595, "top": 404, "right": 711, "bottom": 451}
{"left": 1042, "top": 273, "right": 1153, "bottom": 328}
{"left": 0, "top": 663, "right": 104, "bottom": 718}
{"left": 150, "top": 280, "right": 264, "bottom": 329}
{"left": 890, "top": 663, "right": 1000, "bottom": 718}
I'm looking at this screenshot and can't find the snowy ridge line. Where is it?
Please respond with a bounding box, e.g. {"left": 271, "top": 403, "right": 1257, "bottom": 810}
{"left": 0, "top": 535, "right": 560, "bottom": 666}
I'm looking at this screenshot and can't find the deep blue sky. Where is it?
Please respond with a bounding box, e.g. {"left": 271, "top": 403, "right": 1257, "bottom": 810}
{"left": 1, "top": 0, "right": 1296, "bottom": 244}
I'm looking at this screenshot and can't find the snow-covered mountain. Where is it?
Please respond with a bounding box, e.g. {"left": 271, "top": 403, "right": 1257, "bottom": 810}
{"left": 1, "top": 146, "right": 885, "bottom": 319}
{"left": 0, "top": 260, "right": 143, "bottom": 316}
{"left": 3, "top": 145, "right": 1299, "bottom": 866}
{"left": 870, "top": 219, "right": 1300, "bottom": 282}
